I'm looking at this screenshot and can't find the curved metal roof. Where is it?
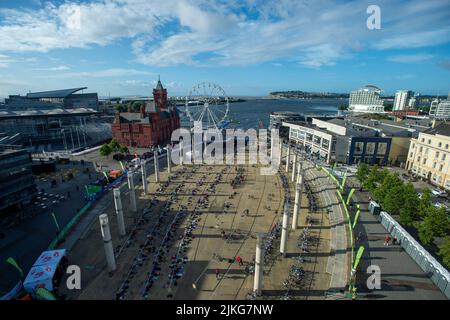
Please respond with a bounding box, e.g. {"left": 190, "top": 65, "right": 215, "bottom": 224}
{"left": 26, "top": 87, "right": 88, "bottom": 99}
{"left": 363, "top": 84, "right": 383, "bottom": 92}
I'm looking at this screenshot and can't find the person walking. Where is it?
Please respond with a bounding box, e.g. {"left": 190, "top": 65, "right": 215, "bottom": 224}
{"left": 215, "top": 268, "right": 220, "bottom": 280}
{"left": 236, "top": 255, "right": 243, "bottom": 266}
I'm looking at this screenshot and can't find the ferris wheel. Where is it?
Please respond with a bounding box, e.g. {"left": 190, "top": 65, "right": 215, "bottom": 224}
{"left": 185, "top": 82, "right": 230, "bottom": 130}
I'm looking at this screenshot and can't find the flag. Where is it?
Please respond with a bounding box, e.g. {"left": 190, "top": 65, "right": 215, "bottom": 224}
{"left": 346, "top": 188, "right": 355, "bottom": 205}
{"left": 6, "top": 257, "right": 23, "bottom": 279}
{"left": 35, "top": 288, "right": 57, "bottom": 300}
{"left": 341, "top": 172, "right": 347, "bottom": 190}
{"left": 353, "top": 246, "right": 365, "bottom": 270}
{"left": 119, "top": 161, "right": 125, "bottom": 171}
{"left": 352, "top": 209, "right": 361, "bottom": 229}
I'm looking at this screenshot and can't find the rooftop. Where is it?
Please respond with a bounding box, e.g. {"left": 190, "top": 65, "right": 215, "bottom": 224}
{"left": 26, "top": 87, "right": 88, "bottom": 99}
{"left": 424, "top": 122, "right": 450, "bottom": 136}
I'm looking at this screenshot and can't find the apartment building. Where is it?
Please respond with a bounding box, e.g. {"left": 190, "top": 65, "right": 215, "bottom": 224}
{"left": 406, "top": 123, "right": 450, "bottom": 190}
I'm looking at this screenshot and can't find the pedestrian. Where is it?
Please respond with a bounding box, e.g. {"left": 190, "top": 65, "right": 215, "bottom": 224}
{"left": 221, "top": 230, "right": 226, "bottom": 239}
{"left": 236, "top": 255, "right": 243, "bottom": 266}
{"left": 244, "top": 265, "right": 250, "bottom": 276}
{"left": 392, "top": 237, "right": 398, "bottom": 245}
{"left": 215, "top": 268, "right": 220, "bottom": 280}
{"left": 384, "top": 235, "right": 391, "bottom": 246}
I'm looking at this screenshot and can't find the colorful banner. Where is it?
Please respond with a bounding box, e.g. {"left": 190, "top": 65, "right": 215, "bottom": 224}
{"left": 353, "top": 246, "right": 365, "bottom": 270}
{"left": 6, "top": 257, "right": 23, "bottom": 279}
{"left": 346, "top": 188, "right": 355, "bottom": 205}
{"left": 35, "top": 287, "right": 57, "bottom": 300}
{"left": 352, "top": 209, "right": 361, "bottom": 229}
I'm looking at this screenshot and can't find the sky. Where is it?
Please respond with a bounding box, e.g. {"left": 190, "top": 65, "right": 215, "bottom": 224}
{"left": 0, "top": 0, "right": 449, "bottom": 98}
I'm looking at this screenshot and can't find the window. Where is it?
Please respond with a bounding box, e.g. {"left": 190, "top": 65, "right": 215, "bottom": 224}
{"left": 417, "top": 156, "right": 421, "bottom": 162}
{"left": 354, "top": 142, "right": 364, "bottom": 154}
{"left": 423, "top": 158, "right": 426, "bottom": 165}
{"left": 366, "top": 142, "right": 376, "bottom": 154}
{"left": 378, "top": 142, "right": 387, "bottom": 154}
{"left": 440, "top": 164, "right": 444, "bottom": 171}
{"left": 421, "top": 138, "right": 425, "bottom": 143}
{"left": 419, "top": 146, "right": 423, "bottom": 152}
{"left": 446, "top": 144, "right": 449, "bottom": 149}
{"left": 436, "top": 152, "right": 440, "bottom": 158}
{"left": 433, "top": 162, "right": 437, "bottom": 169}
{"left": 443, "top": 154, "right": 447, "bottom": 161}
{"left": 439, "top": 142, "right": 442, "bottom": 148}
{"left": 428, "top": 139, "right": 431, "bottom": 144}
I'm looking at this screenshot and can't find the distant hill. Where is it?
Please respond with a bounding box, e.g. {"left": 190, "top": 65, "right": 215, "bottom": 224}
{"left": 269, "top": 90, "right": 349, "bottom": 99}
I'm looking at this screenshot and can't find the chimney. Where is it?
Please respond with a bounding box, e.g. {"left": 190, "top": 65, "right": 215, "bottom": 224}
{"left": 127, "top": 104, "right": 132, "bottom": 113}
{"left": 140, "top": 104, "right": 146, "bottom": 119}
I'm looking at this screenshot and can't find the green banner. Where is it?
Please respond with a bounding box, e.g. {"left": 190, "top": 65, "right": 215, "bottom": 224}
{"left": 85, "top": 185, "right": 102, "bottom": 196}
{"left": 6, "top": 257, "right": 23, "bottom": 279}
{"left": 346, "top": 188, "right": 355, "bottom": 205}
{"left": 353, "top": 246, "right": 365, "bottom": 270}
{"left": 341, "top": 172, "right": 347, "bottom": 190}
{"left": 35, "top": 287, "right": 57, "bottom": 300}
{"left": 352, "top": 209, "right": 361, "bottom": 229}
{"left": 119, "top": 161, "right": 125, "bottom": 171}
{"left": 51, "top": 212, "right": 60, "bottom": 231}
{"left": 102, "top": 171, "right": 109, "bottom": 180}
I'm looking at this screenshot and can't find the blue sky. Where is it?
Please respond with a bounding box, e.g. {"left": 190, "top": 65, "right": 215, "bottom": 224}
{"left": 0, "top": 0, "right": 449, "bottom": 97}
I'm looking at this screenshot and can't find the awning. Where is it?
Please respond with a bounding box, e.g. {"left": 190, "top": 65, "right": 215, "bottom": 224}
{"left": 23, "top": 263, "right": 58, "bottom": 293}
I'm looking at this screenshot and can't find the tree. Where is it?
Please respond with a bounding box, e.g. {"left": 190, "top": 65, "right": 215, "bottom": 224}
{"left": 99, "top": 143, "right": 112, "bottom": 157}
{"left": 114, "top": 104, "right": 127, "bottom": 112}
{"left": 418, "top": 207, "right": 450, "bottom": 245}
{"left": 373, "top": 171, "right": 403, "bottom": 204}
{"left": 109, "top": 139, "right": 121, "bottom": 152}
{"left": 438, "top": 237, "right": 450, "bottom": 269}
{"left": 119, "top": 146, "right": 129, "bottom": 154}
{"left": 363, "top": 165, "right": 379, "bottom": 192}
{"left": 418, "top": 188, "right": 432, "bottom": 218}
{"left": 399, "top": 183, "right": 419, "bottom": 226}
{"left": 356, "top": 163, "right": 369, "bottom": 189}
{"left": 132, "top": 101, "right": 143, "bottom": 112}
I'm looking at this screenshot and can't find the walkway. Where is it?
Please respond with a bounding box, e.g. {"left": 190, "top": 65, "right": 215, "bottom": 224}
{"left": 350, "top": 177, "right": 447, "bottom": 300}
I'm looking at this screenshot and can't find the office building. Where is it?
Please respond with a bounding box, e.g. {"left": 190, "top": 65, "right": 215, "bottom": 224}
{"left": 0, "top": 147, "right": 37, "bottom": 215}
{"left": 3, "top": 87, "right": 98, "bottom": 111}
{"left": 429, "top": 98, "right": 450, "bottom": 120}
{"left": 284, "top": 115, "right": 429, "bottom": 166}
{"left": 348, "top": 85, "right": 385, "bottom": 113}
{"left": 393, "top": 90, "right": 414, "bottom": 111}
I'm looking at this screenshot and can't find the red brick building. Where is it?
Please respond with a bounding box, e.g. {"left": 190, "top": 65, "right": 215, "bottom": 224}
{"left": 111, "top": 79, "right": 180, "bottom": 148}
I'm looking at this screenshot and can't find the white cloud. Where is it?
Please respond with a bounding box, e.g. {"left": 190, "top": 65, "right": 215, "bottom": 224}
{"left": 0, "top": 0, "right": 448, "bottom": 68}
{"left": 388, "top": 54, "right": 434, "bottom": 63}
{"left": 44, "top": 68, "right": 155, "bottom": 78}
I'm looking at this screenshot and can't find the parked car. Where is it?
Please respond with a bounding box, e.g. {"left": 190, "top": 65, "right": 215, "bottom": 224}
{"left": 431, "top": 189, "right": 447, "bottom": 198}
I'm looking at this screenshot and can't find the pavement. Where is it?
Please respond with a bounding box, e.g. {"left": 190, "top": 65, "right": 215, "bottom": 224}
{"left": 350, "top": 177, "right": 447, "bottom": 300}
{"left": 59, "top": 148, "right": 333, "bottom": 300}
{"left": 0, "top": 160, "right": 102, "bottom": 293}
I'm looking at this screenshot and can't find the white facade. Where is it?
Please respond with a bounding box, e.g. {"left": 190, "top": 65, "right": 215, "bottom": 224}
{"left": 284, "top": 122, "right": 334, "bottom": 163}
{"left": 430, "top": 98, "right": 450, "bottom": 120}
{"left": 348, "top": 86, "right": 384, "bottom": 113}
{"left": 394, "top": 90, "right": 413, "bottom": 111}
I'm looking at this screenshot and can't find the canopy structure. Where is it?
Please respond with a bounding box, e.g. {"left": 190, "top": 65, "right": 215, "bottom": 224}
{"left": 23, "top": 249, "right": 66, "bottom": 293}
{"left": 34, "top": 249, "right": 66, "bottom": 267}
